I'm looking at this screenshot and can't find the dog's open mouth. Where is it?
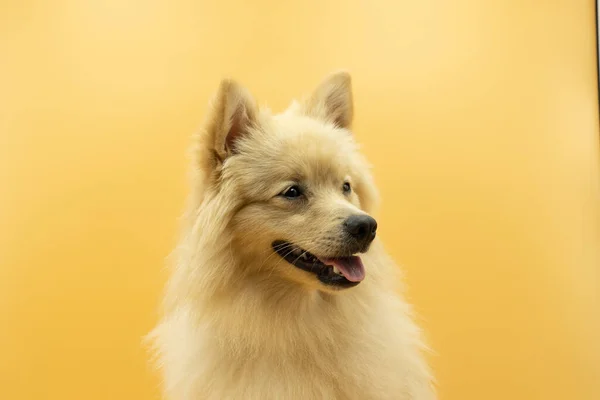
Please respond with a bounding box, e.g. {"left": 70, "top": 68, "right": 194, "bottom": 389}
{"left": 272, "top": 240, "right": 365, "bottom": 288}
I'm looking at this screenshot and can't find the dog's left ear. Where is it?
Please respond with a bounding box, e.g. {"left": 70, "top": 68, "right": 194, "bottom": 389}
{"left": 205, "top": 79, "right": 259, "bottom": 162}
{"left": 302, "top": 71, "right": 354, "bottom": 129}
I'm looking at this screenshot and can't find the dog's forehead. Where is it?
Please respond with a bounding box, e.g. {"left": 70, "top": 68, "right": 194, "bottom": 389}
{"left": 234, "top": 115, "right": 359, "bottom": 188}
{"left": 261, "top": 115, "right": 357, "bottom": 179}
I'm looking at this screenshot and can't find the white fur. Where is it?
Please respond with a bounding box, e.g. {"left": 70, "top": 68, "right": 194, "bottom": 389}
{"left": 147, "top": 72, "right": 436, "bottom": 399}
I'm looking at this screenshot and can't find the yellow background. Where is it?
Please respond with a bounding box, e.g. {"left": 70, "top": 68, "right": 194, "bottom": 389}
{"left": 1, "top": 1, "right": 599, "bottom": 399}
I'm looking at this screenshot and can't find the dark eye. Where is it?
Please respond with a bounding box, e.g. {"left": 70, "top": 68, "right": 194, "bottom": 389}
{"left": 281, "top": 185, "right": 302, "bottom": 199}
{"left": 342, "top": 182, "right": 352, "bottom": 194}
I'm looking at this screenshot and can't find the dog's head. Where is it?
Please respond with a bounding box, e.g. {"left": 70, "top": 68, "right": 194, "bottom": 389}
{"left": 194, "top": 72, "right": 379, "bottom": 292}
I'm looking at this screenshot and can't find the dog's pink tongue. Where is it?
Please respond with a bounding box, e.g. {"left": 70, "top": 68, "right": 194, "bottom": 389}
{"left": 321, "top": 256, "right": 365, "bottom": 282}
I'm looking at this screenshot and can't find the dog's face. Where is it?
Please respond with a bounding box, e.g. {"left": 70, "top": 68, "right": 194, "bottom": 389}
{"left": 198, "top": 73, "right": 378, "bottom": 292}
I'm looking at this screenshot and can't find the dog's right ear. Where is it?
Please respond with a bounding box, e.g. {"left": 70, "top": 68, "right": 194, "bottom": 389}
{"left": 203, "top": 79, "right": 259, "bottom": 165}
{"left": 301, "top": 71, "right": 353, "bottom": 129}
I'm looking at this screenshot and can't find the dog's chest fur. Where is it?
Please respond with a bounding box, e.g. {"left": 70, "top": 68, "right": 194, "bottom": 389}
{"left": 157, "top": 278, "right": 433, "bottom": 400}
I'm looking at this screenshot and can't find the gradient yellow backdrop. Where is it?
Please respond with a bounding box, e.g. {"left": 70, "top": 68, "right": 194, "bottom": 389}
{"left": 1, "top": 1, "right": 599, "bottom": 399}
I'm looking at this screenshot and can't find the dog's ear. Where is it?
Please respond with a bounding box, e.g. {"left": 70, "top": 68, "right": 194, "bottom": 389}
{"left": 205, "top": 79, "right": 258, "bottom": 162}
{"left": 302, "top": 71, "right": 353, "bottom": 129}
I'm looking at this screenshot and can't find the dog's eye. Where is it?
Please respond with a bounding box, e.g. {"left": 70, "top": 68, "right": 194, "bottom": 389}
{"left": 281, "top": 185, "right": 302, "bottom": 199}
{"left": 342, "top": 182, "right": 352, "bottom": 194}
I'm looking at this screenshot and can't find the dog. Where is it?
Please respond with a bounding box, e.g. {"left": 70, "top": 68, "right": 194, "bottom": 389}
{"left": 148, "top": 72, "right": 435, "bottom": 399}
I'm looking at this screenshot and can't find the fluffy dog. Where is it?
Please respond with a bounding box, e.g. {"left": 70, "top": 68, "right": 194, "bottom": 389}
{"left": 148, "top": 72, "right": 435, "bottom": 399}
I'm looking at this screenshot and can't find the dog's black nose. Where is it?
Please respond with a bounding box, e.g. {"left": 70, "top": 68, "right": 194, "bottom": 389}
{"left": 344, "top": 214, "right": 377, "bottom": 246}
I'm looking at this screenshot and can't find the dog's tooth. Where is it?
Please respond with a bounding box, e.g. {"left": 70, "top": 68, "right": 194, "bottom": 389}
{"left": 333, "top": 266, "right": 341, "bottom": 275}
